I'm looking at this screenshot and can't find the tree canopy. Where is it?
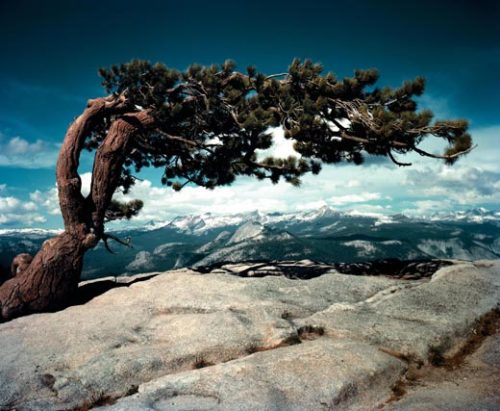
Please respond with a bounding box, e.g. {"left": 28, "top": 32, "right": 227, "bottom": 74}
{"left": 95, "top": 59, "right": 473, "bottom": 198}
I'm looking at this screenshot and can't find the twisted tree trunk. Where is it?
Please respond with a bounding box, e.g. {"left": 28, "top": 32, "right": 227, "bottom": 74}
{"left": 0, "top": 96, "right": 151, "bottom": 322}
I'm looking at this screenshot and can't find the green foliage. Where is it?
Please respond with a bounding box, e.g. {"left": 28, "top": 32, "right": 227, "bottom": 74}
{"left": 104, "top": 199, "right": 144, "bottom": 222}
{"left": 93, "top": 58, "right": 473, "bottom": 196}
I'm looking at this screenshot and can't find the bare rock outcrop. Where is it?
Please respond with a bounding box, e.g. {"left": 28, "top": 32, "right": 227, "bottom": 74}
{"left": 0, "top": 260, "right": 498, "bottom": 410}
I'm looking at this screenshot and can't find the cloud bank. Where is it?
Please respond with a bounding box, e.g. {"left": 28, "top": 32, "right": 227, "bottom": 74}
{"left": 0, "top": 125, "right": 498, "bottom": 228}
{"left": 0, "top": 133, "right": 59, "bottom": 168}
{"left": 0, "top": 192, "right": 45, "bottom": 226}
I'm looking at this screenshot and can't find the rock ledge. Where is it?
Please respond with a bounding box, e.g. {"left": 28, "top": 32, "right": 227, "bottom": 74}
{"left": 0, "top": 260, "right": 498, "bottom": 410}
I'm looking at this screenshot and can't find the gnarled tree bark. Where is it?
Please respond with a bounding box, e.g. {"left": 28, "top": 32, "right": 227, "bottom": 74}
{"left": 0, "top": 96, "right": 152, "bottom": 322}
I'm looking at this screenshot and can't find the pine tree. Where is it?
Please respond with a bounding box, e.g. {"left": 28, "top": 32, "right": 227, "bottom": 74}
{"left": 0, "top": 59, "right": 473, "bottom": 321}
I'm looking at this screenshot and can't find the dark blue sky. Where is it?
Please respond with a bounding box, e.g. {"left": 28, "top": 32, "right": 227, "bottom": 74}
{"left": 0, "top": 0, "right": 499, "bottom": 227}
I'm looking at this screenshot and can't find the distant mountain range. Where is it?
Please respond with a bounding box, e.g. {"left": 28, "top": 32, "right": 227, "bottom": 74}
{"left": 0, "top": 207, "right": 499, "bottom": 280}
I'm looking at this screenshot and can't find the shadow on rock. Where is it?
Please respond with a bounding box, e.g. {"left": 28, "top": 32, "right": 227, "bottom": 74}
{"left": 193, "top": 258, "right": 454, "bottom": 280}
{"left": 75, "top": 273, "right": 158, "bottom": 305}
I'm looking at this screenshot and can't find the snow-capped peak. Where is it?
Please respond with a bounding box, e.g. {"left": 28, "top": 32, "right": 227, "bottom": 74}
{"left": 428, "top": 208, "right": 499, "bottom": 223}
{"left": 0, "top": 228, "right": 62, "bottom": 237}
{"left": 168, "top": 214, "right": 207, "bottom": 233}
{"left": 299, "top": 205, "right": 338, "bottom": 221}
{"left": 227, "top": 221, "right": 265, "bottom": 244}
{"left": 88, "top": 206, "right": 500, "bottom": 238}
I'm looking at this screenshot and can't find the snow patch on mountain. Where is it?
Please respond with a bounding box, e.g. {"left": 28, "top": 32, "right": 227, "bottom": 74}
{"left": 381, "top": 240, "right": 403, "bottom": 245}
{"left": 319, "top": 221, "right": 342, "bottom": 232}
{"left": 344, "top": 240, "right": 377, "bottom": 257}
{"left": 168, "top": 214, "right": 207, "bottom": 233}
{"left": 416, "top": 239, "right": 498, "bottom": 260}
{"left": 491, "top": 238, "right": 500, "bottom": 255}
{"left": 228, "top": 222, "right": 265, "bottom": 245}
{"left": 126, "top": 251, "right": 155, "bottom": 271}
{"left": 194, "top": 242, "right": 263, "bottom": 267}
{"left": 196, "top": 231, "right": 232, "bottom": 253}
{"left": 0, "top": 228, "right": 61, "bottom": 237}
{"left": 300, "top": 205, "right": 340, "bottom": 221}
{"left": 429, "top": 208, "right": 500, "bottom": 224}
{"left": 129, "top": 206, "right": 499, "bottom": 237}
{"left": 417, "top": 239, "right": 467, "bottom": 259}
{"left": 153, "top": 242, "right": 185, "bottom": 256}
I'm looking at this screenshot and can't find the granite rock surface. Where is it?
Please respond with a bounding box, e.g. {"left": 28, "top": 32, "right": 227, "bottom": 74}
{"left": 0, "top": 260, "right": 498, "bottom": 410}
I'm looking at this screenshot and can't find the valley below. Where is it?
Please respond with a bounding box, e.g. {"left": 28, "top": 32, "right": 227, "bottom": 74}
{"left": 1, "top": 207, "right": 498, "bottom": 281}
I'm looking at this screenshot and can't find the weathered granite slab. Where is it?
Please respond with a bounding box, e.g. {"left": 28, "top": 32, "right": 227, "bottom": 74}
{"left": 0, "top": 260, "right": 498, "bottom": 410}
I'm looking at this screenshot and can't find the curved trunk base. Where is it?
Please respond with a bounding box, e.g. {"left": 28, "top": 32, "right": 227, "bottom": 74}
{"left": 0, "top": 233, "right": 85, "bottom": 321}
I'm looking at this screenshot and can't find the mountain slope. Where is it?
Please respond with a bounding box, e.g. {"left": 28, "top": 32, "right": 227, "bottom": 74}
{"left": 0, "top": 208, "right": 498, "bottom": 279}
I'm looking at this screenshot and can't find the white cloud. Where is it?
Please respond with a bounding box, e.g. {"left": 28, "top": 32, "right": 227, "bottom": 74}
{"left": 402, "top": 200, "right": 453, "bottom": 216}
{"left": 6, "top": 136, "right": 45, "bottom": 155}
{"left": 296, "top": 200, "right": 329, "bottom": 211}
{"left": 0, "top": 196, "right": 21, "bottom": 212}
{"left": 8, "top": 123, "right": 499, "bottom": 228}
{"left": 22, "top": 201, "right": 37, "bottom": 211}
{"left": 112, "top": 178, "right": 289, "bottom": 223}
{"left": 347, "top": 204, "right": 391, "bottom": 214}
{"left": 406, "top": 165, "right": 500, "bottom": 205}
{"left": 30, "top": 166, "right": 393, "bottom": 227}
{"left": 80, "top": 172, "right": 92, "bottom": 197}
{"left": 107, "top": 168, "right": 388, "bottom": 227}
{"left": 0, "top": 195, "right": 46, "bottom": 226}
{"left": 30, "top": 188, "right": 60, "bottom": 215}
{"left": 459, "top": 125, "right": 500, "bottom": 171}
{"left": 29, "top": 172, "right": 92, "bottom": 217}
{"left": 0, "top": 133, "right": 59, "bottom": 168}
{"left": 329, "top": 192, "right": 381, "bottom": 205}
{"left": 345, "top": 180, "right": 361, "bottom": 188}
{"left": 255, "top": 127, "right": 301, "bottom": 160}
{"left": 416, "top": 94, "right": 452, "bottom": 119}
{"left": 0, "top": 213, "right": 46, "bottom": 225}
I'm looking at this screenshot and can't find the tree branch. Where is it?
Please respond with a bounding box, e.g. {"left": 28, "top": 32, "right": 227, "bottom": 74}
{"left": 155, "top": 129, "right": 199, "bottom": 147}
{"left": 265, "top": 73, "right": 289, "bottom": 80}
{"left": 56, "top": 93, "right": 132, "bottom": 230}
{"left": 249, "top": 160, "right": 289, "bottom": 171}
{"left": 388, "top": 151, "right": 412, "bottom": 167}
{"left": 89, "top": 110, "right": 155, "bottom": 234}
{"left": 102, "top": 232, "right": 132, "bottom": 254}
{"left": 412, "top": 144, "right": 477, "bottom": 160}
{"left": 338, "top": 132, "right": 475, "bottom": 163}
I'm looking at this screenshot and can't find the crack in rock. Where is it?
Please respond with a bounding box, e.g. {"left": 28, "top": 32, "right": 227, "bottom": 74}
{"left": 380, "top": 308, "right": 500, "bottom": 409}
